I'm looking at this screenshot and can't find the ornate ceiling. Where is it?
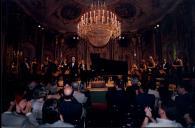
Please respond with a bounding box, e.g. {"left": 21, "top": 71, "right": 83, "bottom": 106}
{"left": 15, "top": 0, "right": 183, "bottom": 34}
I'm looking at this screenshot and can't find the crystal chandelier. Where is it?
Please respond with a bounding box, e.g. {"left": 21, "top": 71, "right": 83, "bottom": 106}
{"left": 77, "top": 1, "right": 121, "bottom": 47}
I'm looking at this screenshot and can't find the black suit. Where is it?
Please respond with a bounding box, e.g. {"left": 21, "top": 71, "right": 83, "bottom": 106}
{"left": 59, "top": 98, "right": 83, "bottom": 124}
{"left": 69, "top": 62, "right": 78, "bottom": 81}
{"left": 20, "top": 61, "right": 31, "bottom": 80}
{"left": 79, "top": 64, "right": 87, "bottom": 82}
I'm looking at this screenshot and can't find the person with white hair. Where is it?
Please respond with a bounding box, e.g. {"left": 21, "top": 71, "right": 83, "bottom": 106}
{"left": 72, "top": 81, "right": 87, "bottom": 104}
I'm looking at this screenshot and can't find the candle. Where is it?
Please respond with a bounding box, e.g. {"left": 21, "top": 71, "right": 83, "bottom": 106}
{"left": 94, "top": 10, "right": 96, "bottom": 22}
{"left": 86, "top": 12, "right": 88, "bottom": 23}
{"left": 89, "top": 11, "right": 92, "bottom": 23}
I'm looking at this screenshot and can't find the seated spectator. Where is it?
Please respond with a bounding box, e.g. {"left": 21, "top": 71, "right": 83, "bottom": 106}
{"left": 72, "top": 81, "right": 88, "bottom": 104}
{"left": 114, "top": 84, "right": 128, "bottom": 113}
{"left": 31, "top": 85, "right": 47, "bottom": 123}
{"left": 59, "top": 84, "right": 83, "bottom": 124}
{"left": 136, "top": 86, "right": 155, "bottom": 110}
{"left": 184, "top": 107, "right": 195, "bottom": 128}
{"left": 39, "top": 99, "right": 74, "bottom": 128}
{"left": 57, "top": 77, "right": 64, "bottom": 90}
{"left": 45, "top": 82, "right": 58, "bottom": 95}
{"left": 175, "top": 82, "right": 193, "bottom": 123}
{"left": 26, "top": 80, "right": 39, "bottom": 100}
{"left": 147, "top": 82, "right": 160, "bottom": 108}
{"left": 141, "top": 103, "right": 182, "bottom": 127}
{"left": 1, "top": 94, "right": 39, "bottom": 128}
{"left": 158, "top": 84, "right": 172, "bottom": 106}
{"left": 125, "top": 86, "right": 137, "bottom": 105}
{"left": 106, "top": 84, "right": 128, "bottom": 109}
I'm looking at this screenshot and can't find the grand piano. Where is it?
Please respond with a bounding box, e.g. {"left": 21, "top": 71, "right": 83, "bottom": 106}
{"left": 86, "top": 54, "right": 128, "bottom": 80}
{"left": 91, "top": 57, "right": 128, "bottom": 76}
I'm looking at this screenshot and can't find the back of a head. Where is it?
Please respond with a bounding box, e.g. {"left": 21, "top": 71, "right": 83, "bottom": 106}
{"left": 139, "top": 86, "right": 148, "bottom": 93}
{"left": 160, "top": 102, "right": 177, "bottom": 121}
{"left": 33, "top": 85, "right": 47, "bottom": 99}
{"left": 148, "top": 81, "right": 156, "bottom": 90}
{"left": 63, "top": 84, "right": 74, "bottom": 100}
{"left": 57, "top": 75, "right": 64, "bottom": 87}
{"left": 178, "top": 80, "right": 191, "bottom": 92}
{"left": 71, "top": 82, "right": 79, "bottom": 91}
{"left": 42, "top": 99, "right": 59, "bottom": 124}
{"left": 189, "top": 107, "right": 195, "bottom": 121}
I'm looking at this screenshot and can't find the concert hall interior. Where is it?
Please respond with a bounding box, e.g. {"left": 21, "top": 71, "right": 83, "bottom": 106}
{"left": 1, "top": 0, "right": 195, "bottom": 127}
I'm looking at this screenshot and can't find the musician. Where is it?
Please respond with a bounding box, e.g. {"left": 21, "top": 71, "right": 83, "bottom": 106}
{"left": 50, "top": 59, "right": 59, "bottom": 74}
{"left": 10, "top": 61, "right": 17, "bottom": 73}
{"left": 139, "top": 59, "right": 147, "bottom": 73}
{"left": 131, "top": 64, "right": 141, "bottom": 80}
{"left": 20, "top": 57, "right": 31, "bottom": 80}
{"left": 31, "top": 57, "right": 38, "bottom": 76}
{"left": 69, "top": 56, "right": 78, "bottom": 81}
{"left": 162, "top": 58, "right": 170, "bottom": 74}
{"left": 172, "top": 57, "right": 183, "bottom": 83}
{"left": 79, "top": 59, "right": 87, "bottom": 82}
{"left": 139, "top": 59, "right": 148, "bottom": 84}
{"left": 79, "top": 60, "right": 87, "bottom": 73}
{"left": 148, "top": 56, "right": 156, "bottom": 69}
{"left": 172, "top": 57, "right": 183, "bottom": 70}
{"left": 60, "top": 58, "right": 69, "bottom": 75}
{"left": 147, "top": 56, "right": 156, "bottom": 74}
{"left": 59, "top": 58, "right": 70, "bottom": 83}
{"left": 131, "top": 64, "right": 138, "bottom": 74}
{"left": 42, "top": 56, "right": 51, "bottom": 74}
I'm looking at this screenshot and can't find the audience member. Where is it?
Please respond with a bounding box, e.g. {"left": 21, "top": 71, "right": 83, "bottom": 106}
{"left": 1, "top": 94, "right": 39, "bottom": 128}
{"left": 147, "top": 81, "right": 160, "bottom": 108}
{"left": 72, "top": 81, "right": 88, "bottom": 104}
{"left": 31, "top": 85, "right": 47, "bottom": 123}
{"left": 184, "top": 107, "right": 195, "bottom": 128}
{"left": 136, "top": 86, "right": 155, "bottom": 110}
{"left": 175, "top": 81, "right": 193, "bottom": 124}
{"left": 39, "top": 99, "right": 74, "bottom": 128}
{"left": 59, "top": 84, "right": 83, "bottom": 124}
{"left": 141, "top": 103, "right": 182, "bottom": 127}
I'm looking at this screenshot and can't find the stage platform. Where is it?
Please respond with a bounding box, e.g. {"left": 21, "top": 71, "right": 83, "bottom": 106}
{"left": 87, "top": 87, "right": 108, "bottom": 103}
